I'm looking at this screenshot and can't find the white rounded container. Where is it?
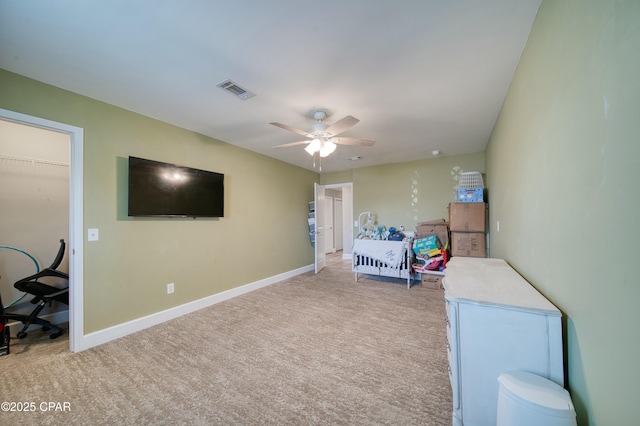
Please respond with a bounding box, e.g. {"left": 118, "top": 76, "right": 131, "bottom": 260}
{"left": 497, "top": 371, "right": 577, "bottom": 426}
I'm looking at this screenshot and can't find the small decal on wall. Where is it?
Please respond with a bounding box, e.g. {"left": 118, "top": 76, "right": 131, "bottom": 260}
{"left": 411, "top": 169, "right": 419, "bottom": 222}
{"left": 451, "top": 166, "right": 464, "bottom": 196}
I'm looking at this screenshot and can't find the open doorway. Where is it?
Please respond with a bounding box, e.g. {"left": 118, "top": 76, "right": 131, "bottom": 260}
{"left": 0, "top": 120, "right": 70, "bottom": 336}
{"left": 323, "top": 183, "right": 353, "bottom": 260}
{"left": 0, "top": 108, "right": 84, "bottom": 353}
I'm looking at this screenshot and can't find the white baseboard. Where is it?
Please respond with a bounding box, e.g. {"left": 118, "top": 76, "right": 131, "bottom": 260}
{"left": 78, "top": 264, "right": 314, "bottom": 352}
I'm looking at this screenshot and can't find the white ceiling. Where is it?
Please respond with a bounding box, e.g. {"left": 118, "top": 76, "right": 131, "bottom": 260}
{"left": 0, "top": 0, "right": 541, "bottom": 173}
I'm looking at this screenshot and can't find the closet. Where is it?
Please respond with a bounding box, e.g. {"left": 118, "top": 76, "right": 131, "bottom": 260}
{"left": 0, "top": 120, "right": 70, "bottom": 329}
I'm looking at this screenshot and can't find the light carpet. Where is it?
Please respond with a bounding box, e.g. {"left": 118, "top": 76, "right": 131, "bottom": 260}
{"left": 1, "top": 265, "right": 451, "bottom": 425}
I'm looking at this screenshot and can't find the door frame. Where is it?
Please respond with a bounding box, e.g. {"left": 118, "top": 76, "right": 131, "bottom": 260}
{"left": 0, "top": 108, "right": 84, "bottom": 353}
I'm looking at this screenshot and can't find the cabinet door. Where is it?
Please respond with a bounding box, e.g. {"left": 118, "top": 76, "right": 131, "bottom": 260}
{"left": 458, "top": 303, "right": 557, "bottom": 425}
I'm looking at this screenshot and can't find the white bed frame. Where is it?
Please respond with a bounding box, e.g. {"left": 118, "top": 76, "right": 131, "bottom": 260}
{"left": 352, "top": 240, "right": 415, "bottom": 288}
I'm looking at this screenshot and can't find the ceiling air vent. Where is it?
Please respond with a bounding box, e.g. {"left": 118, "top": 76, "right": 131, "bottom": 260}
{"left": 216, "top": 79, "right": 256, "bottom": 100}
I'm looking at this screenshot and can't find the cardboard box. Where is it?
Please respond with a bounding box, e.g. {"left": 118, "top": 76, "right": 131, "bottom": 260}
{"left": 449, "top": 203, "right": 486, "bottom": 232}
{"left": 421, "top": 272, "right": 443, "bottom": 290}
{"left": 417, "top": 218, "right": 447, "bottom": 226}
{"left": 415, "top": 219, "right": 449, "bottom": 247}
{"left": 451, "top": 232, "right": 486, "bottom": 258}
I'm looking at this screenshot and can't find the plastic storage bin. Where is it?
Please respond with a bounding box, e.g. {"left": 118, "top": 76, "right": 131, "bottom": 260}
{"left": 497, "top": 371, "right": 576, "bottom": 426}
{"left": 457, "top": 171, "right": 484, "bottom": 189}
{"left": 457, "top": 187, "right": 484, "bottom": 202}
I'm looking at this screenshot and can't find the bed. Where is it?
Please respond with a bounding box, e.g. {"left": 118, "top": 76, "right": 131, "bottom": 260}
{"left": 352, "top": 239, "right": 415, "bottom": 288}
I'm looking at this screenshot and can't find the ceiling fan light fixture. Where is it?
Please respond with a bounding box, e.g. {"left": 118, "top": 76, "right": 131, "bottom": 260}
{"left": 305, "top": 138, "right": 322, "bottom": 155}
{"left": 319, "top": 140, "right": 337, "bottom": 157}
{"left": 270, "top": 110, "right": 375, "bottom": 158}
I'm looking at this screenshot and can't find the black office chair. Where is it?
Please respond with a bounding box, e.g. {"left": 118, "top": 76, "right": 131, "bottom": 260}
{"left": 1, "top": 239, "right": 69, "bottom": 339}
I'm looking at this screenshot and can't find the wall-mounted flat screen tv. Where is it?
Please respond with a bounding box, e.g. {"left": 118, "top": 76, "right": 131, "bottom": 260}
{"left": 128, "top": 156, "right": 224, "bottom": 218}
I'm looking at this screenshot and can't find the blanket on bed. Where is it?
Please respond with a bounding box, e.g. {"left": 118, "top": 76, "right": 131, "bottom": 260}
{"left": 352, "top": 239, "right": 405, "bottom": 269}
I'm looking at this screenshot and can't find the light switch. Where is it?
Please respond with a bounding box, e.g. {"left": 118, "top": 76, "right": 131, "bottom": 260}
{"left": 88, "top": 228, "right": 99, "bottom": 241}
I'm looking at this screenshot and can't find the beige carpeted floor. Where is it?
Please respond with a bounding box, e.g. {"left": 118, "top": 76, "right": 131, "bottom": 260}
{"left": 1, "top": 254, "right": 452, "bottom": 425}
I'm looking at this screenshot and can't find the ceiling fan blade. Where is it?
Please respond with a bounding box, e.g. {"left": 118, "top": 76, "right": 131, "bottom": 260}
{"left": 271, "top": 140, "right": 310, "bottom": 149}
{"left": 332, "top": 137, "right": 375, "bottom": 146}
{"left": 325, "top": 115, "right": 359, "bottom": 137}
{"left": 269, "top": 122, "right": 311, "bottom": 137}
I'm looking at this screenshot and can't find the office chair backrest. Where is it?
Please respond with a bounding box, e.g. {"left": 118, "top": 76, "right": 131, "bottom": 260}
{"left": 49, "top": 239, "right": 66, "bottom": 270}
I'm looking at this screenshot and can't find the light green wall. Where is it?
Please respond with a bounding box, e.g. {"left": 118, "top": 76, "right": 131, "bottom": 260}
{"left": 323, "top": 153, "right": 485, "bottom": 233}
{"left": 486, "top": 1, "right": 640, "bottom": 424}
{"left": 0, "top": 69, "right": 318, "bottom": 333}
{"left": 320, "top": 170, "right": 353, "bottom": 186}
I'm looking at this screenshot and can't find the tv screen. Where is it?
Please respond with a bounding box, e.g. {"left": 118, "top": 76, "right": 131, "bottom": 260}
{"left": 128, "top": 156, "right": 224, "bottom": 218}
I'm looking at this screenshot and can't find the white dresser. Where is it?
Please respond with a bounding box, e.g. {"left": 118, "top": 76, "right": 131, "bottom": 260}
{"left": 443, "top": 257, "right": 564, "bottom": 426}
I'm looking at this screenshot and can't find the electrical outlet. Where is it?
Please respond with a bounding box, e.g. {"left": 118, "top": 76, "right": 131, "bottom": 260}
{"left": 167, "top": 283, "right": 174, "bottom": 294}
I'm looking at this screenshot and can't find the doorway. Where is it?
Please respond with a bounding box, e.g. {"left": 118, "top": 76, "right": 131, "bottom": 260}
{"left": 317, "top": 182, "right": 353, "bottom": 263}
{"left": 0, "top": 108, "right": 84, "bottom": 353}
{"left": 322, "top": 195, "right": 346, "bottom": 255}
{"left": 0, "top": 120, "right": 69, "bottom": 332}
{"left": 313, "top": 182, "right": 353, "bottom": 274}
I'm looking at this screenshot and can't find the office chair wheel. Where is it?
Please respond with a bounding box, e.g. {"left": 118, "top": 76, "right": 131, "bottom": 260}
{"left": 50, "top": 331, "right": 63, "bottom": 339}
{"left": 16, "top": 331, "right": 28, "bottom": 339}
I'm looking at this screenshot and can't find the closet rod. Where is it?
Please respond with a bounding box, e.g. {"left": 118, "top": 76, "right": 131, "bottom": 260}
{"left": 0, "top": 154, "right": 69, "bottom": 168}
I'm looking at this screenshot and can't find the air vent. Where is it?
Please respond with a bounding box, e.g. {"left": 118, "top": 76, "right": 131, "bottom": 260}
{"left": 216, "top": 79, "right": 256, "bottom": 100}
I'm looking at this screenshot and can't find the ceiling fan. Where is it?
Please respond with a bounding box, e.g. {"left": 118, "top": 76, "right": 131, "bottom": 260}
{"left": 270, "top": 110, "right": 375, "bottom": 158}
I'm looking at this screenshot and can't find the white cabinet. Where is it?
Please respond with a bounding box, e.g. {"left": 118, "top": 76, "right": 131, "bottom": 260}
{"left": 443, "top": 257, "right": 564, "bottom": 426}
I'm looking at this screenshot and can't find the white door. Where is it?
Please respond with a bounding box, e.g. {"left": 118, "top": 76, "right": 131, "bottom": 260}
{"left": 335, "top": 198, "right": 343, "bottom": 251}
{"left": 324, "top": 196, "right": 334, "bottom": 254}
{"left": 314, "top": 183, "right": 326, "bottom": 274}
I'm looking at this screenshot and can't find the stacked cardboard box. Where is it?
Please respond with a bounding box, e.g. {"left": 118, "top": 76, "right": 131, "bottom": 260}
{"left": 449, "top": 202, "right": 487, "bottom": 258}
